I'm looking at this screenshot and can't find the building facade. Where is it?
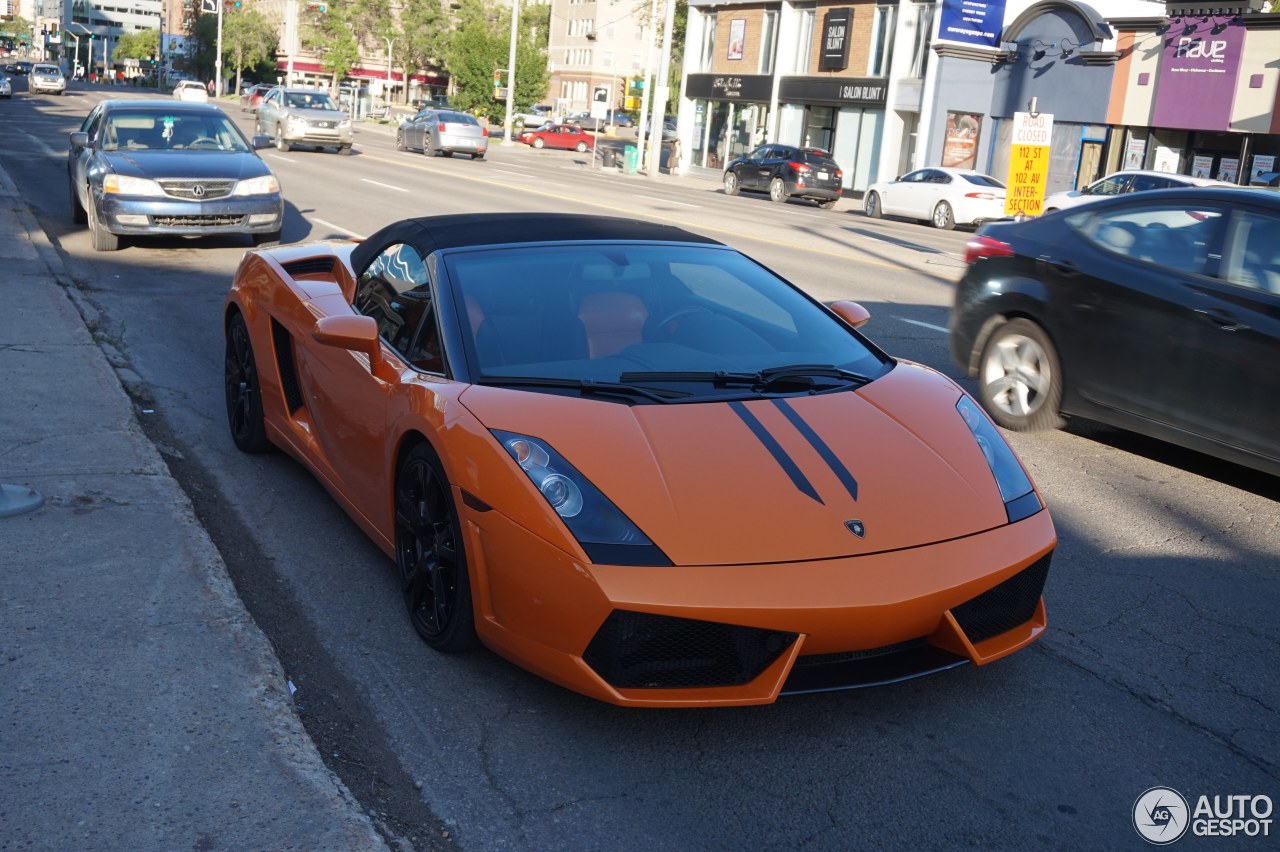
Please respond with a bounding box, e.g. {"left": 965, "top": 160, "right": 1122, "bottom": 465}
{"left": 546, "top": 0, "right": 652, "bottom": 114}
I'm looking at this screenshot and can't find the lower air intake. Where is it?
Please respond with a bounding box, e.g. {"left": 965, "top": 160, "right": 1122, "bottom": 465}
{"left": 583, "top": 610, "right": 797, "bottom": 690}
{"left": 951, "top": 553, "right": 1051, "bottom": 645}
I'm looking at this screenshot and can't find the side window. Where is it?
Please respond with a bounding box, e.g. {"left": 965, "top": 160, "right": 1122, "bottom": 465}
{"left": 1221, "top": 211, "right": 1280, "bottom": 294}
{"left": 355, "top": 243, "right": 443, "bottom": 371}
{"left": 83, "top": 109, "right": 103, "bottom": 139}
{"left": 1088, "top": 175, "right": 1131, "bottom": 196}
{"left": 902, "top": 170, "right": 926, "bottom": 183}
{"left": 1073, "top": 204, "right": 1225, "bottom": 275}
{"left": 1129, "top": 175, "right": 1170, "bottom": 192}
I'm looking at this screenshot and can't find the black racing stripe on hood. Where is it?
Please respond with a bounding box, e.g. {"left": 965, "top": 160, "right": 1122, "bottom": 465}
{"left": 772, "top": 399, "right": 859, "bottom": 502}
{"left": 729, "top": 400, "right": 823, "bottom": 505}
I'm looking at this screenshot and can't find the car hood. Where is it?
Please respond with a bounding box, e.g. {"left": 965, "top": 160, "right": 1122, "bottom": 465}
{"left": 459, "top": 362, "right": 1014, "bottom": 566}
{"left": 284, "top": 108, "right": 346, "bottom": 122}
{"left": 99, "top": 150, "right": 272, "bottom": 181}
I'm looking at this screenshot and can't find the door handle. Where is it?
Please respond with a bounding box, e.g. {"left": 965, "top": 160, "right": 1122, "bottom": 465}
{"left": 1194, "top": 308, "right": 1247, "bottom": 331}
{"left": 1038, "top": 256, "right": 1080, "bottom": 277}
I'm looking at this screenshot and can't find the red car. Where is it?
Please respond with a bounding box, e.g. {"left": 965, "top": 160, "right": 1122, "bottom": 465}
{"left": 519, "top": 123, "right": 594, "bottom": 153}
{"left": 240, "top": 83, "right": 272, "bottom": 112}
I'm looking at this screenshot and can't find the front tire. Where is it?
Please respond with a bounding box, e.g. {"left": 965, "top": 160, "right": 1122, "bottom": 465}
{"left": 224, "top": 313, "right": 271, "bottom": 453}
{"left": 532, "top": 137, "right": 545, "bottom": 149}
{"left": 69, "top": 179, "right": 86, "bottom": 224}
{"left": 274, "top": 126, "right": 291, "bottom": 152}
{"left": 769, "top": 177, "right": 788, "bottom": 204}
{"left": 396, "top": 132, "right": 406, "bottom": 151}
{"left": 723, "top": 171, "right": 740, "bottom": 196}
{"left": 251, "top": 229, "right": 282, "bottom": 247}
{"left": 338, "top": 145, "right": 352, "bottom": 156}
{"left": 977, "top": 318, "right": 1065, "bottom": 432}
{"left": 932, "top": 200, "right": 955, "bottom": 230}
{"left": 575, "top": 141, "right": 588, "bottom": 153}
{"left": 87, "top": 198, "right": 119, "bottom": 252}
{"left": 395, "top": 443, "right": 478, "bottom": 652}
{"left": 865, "top": 191, "right": 883, "bottom": 219}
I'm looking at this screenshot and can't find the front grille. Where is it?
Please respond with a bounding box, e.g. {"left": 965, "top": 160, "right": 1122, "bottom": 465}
{"left": 583, "top": 610, "right": 797, "bottom": 690}
{"left": 782, "top": 639, "right": 967, "bottom": 694}
{"left": 158, "top": 179, "right": 234, "bottom": 200}
{"left": 951, "top": 554, "right": 1051, "bottom": 645}
{"left": 150, "top": 214, "right": 245, "bottom": 227}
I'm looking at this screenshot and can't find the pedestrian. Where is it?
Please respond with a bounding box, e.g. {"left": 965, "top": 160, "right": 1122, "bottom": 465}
{"left": 668, "top": 135, "right": 681, "bottom": 174}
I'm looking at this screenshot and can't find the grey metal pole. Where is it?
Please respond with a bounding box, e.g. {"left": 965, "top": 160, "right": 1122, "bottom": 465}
{"left": 644, "top": 0, "right": 675, "bottom": 178}
{"left": 502, "top": 0, "right": 519, "bottom": 144}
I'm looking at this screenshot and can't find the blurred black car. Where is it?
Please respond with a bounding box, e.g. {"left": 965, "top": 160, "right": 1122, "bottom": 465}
{"left": 67, "top": 100, "right": 283, "bottom": 252}
{"left": 722, "top": 144, "right": 843, "bottom": 210}
{"left": 950, "top": 187, "right": 1280, "bottom": 476}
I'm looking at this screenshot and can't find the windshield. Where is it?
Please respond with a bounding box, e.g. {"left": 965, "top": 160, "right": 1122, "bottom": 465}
{"left": 445, "top": 243, "right": 890, "bottom": 398}
{"left": 101, "top": 110, "right": 252, "bottom": 153}
{"left": 285, "top": 92, "right": 339, "bottom": 110}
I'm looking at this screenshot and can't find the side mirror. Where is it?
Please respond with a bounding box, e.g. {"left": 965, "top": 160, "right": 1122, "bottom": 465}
{"left": 829, "top": 300, "right": 871, "bottom": 329}
{"left": 69, "top": 131, "right": 89, "bottom": 149}
{"left": 251, "top": 134, "right": 271, "bottom": 149}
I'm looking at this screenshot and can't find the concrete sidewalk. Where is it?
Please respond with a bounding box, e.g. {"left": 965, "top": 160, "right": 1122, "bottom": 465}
{"left": 0, "top": 166, "right": 385, "bottom": 845}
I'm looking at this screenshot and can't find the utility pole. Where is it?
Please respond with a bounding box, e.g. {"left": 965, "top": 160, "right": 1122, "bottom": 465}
{"left": 502, "top": 0, "right": 519, "bottom": 144}
{"left": 384, "top": 36, "right": 396, "bottom": 105}
{"left": 635, "top": 0, "right": 658, "bottom": 168}
{"left": 645, "top": 0, "right": 675, "bottom": 178}
{"left": 215, "top": 0, "right": 224, "bottom": 96}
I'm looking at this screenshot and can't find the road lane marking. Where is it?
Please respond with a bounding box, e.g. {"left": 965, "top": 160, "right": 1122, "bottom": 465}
{"left": 894, "top": 317, "right": 949, "bottom": 333}
{"left": 361, "top": 178, "right": 409, "bottom": 193}
{"left": 311, "top": 217, "right": 365, "bottom": 239}
{"left": 632, "top": 194, "right": 699, "bottom": 208}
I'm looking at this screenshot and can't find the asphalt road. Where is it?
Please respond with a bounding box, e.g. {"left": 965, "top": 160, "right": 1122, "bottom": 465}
{"left": 4, "top": 83, "right": 1278, "bottom": 851}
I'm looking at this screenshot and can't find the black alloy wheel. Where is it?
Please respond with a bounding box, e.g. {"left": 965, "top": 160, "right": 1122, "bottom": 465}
{"left": 395, "top": 444, "right": 478, "bottom": 652}
{"left": 224, "top": 314, "right": 271, "bottom": 453}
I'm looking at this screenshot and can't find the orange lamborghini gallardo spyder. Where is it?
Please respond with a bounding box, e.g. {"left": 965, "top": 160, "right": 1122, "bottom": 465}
{"left": 224, "top": 213, "right": 1056, "bottom": 707}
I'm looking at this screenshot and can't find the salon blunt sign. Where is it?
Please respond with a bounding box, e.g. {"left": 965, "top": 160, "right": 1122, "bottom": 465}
{"left": 1005, "top": 111, "right": 1054, "bottom": 217}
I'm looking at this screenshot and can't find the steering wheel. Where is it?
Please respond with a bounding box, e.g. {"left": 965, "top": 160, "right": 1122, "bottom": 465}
{"left": 651, "top": 306, "right": 712, "bottom": 340}
{"left": 186, "top": 137, "right": 221, "bottom": 150}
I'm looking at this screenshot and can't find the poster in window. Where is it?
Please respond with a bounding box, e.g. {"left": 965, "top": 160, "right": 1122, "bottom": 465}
{"left": 1190, "top": 156, "right": 1213, "bottom": 179}
{"left": 1123, "top": 136, "right": 1147, "bottom": 170}
{"left": 1250, "top": 154, "right": 1274, "bottom": 184}
{"left": 1217, "top": 157, "right": 1239, "bottom": 184}
{"left": 727, "top": 19, "right": 745, "bottom": 61}
{"left": 941, "top": 112, "right": 981, "bottom": 170}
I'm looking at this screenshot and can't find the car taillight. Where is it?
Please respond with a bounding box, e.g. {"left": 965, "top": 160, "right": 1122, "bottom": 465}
{"left": 482, "top": 127, "right": 488, "bottom": 137}
{"left": 965, "top": 192, "right": 999, "bottom": 200}
{"left": 438, "top": 123, "right": 447, "bottom": 132}
{"left": 836, "top": 170, "right": 843, "bottom": 179}
{"left": 964, "top": 235, "right": 1015, "bottom": 265}
{"left": 788, "top": 161, "right": 811, "bottom": 173}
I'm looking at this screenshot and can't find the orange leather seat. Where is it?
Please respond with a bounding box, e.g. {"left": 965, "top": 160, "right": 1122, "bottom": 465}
{"left": 577, "top": 291, "right": 649, "bottom": 358}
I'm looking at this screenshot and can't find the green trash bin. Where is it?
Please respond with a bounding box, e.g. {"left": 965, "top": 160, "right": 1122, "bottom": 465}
{"left": 624, "top": 145, "right": 639, "bottom": 175}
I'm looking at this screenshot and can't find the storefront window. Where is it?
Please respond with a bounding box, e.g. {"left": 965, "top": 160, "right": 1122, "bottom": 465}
{"left": 692, "top": 100, "right": 770, "bottom": 169}
{"left": 804, "top": 106, "right": 835, "bottom": 153}
{"left": 792, "top": 8, "right": 814, "bottom": 75}
{"left": 699, "top": 16, "right": 717, "bottom": 72}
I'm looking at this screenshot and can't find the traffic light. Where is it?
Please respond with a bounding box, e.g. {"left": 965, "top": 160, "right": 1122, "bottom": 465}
{"left": 306, "top": 2, "right": 327, "bottom": 10}
{"left": 148, "top": 53, "right": 156, "bottom": 65}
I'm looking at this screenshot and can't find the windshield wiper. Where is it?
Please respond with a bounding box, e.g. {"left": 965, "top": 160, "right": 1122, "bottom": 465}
{"left": 618, "top": 364, "right": 872, "bottom": 392}
{"left": 475, "top": 375, "right": 692, "bottom": 404}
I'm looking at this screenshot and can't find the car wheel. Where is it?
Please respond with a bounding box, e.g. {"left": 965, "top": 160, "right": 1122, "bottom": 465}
{"left": 274, "top": 126, "right": 291, "bottom": 152}
{"left": 817, "top": 198, "right": 837, "bottom": 210}
{"left": 769, "top": 177, "right": 788, "bottom": 204}
{"left": 87, "top": 198, "right": 119, "bottom": 252}
{"left": 396, "top": 132, "right": 405, "bottom": 151}
{"left": 251, "top": 229, "right": 282, "bottom": 247}
{"left": 471, "top": 153, "right": 483, "bottom": 160}
{"left": 723, "top": 171, "right": 740, "bottom": 196}
{"left": 532, "top": 137, "right": 545, "bottom": 149}
{"left": 338, "top": 145, "right": 352, "bottom": 156}
{"left": 575, "top": 141, "right": 588, "bottom": 153}
{"left": 865, "top": 191, "right": 883, "bottom": 219}
{"left": 978, "top": 318, "right": 1065, "bottom": 432}
{"left": 395, "top": 442, "right": 478, "bottom": 652}
{"left": 69, "top": 179, "right": 86, "bottom": 224}
{"left": 932, "top": 201, "right": 956, "bottom": 230}
{"left": 224, "top": 313, "right": 272, "bottom": 454}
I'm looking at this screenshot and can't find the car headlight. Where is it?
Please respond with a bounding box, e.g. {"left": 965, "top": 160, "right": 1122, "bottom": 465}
{"left": 338, "top": 119, "right": 351, "bottom": 128}
{"left": 492, "top": 430, "right": 670, "bottom": 566}
{"left": 233, "top": 175, "right": 280, "bottom": 196}
{"left": 287, "top": 115, "right": 307, "bottom": 126}
{"left": 955, "top": 395, "right": 1041, "bottom": 523}
{"left": 102, "top": 174, "right": 164, "bottom": 196}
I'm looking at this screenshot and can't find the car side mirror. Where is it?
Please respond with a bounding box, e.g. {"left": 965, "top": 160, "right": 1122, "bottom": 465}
{"left": 251, "top": 134, "right": 271, "bottom": 149}
{"left": 829, "top": 300, "right": 871, "bottom": 329}
{"left": 69, "top": 131, "right": 89, "bottom": 149}
{"left": 314, "top": 315, "right": 399, "bottom": 380}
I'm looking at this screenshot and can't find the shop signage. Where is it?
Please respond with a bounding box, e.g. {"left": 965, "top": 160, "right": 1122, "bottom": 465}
{"left": 820, "top": 9, "right": 852, "bottom": 72}
{"left": 938, "top": 0, "right": 1007, "bottom": 48}
{"left": 685, "top": 73, "right": 773, "bottom": 101}
{"left": 1005, "top": 111, "right": 1054, "bottom": 217}
{"left": 1151, "top": 16, "right": 1244, "bottom": 132}
{"left": 778, "top": 77, "right": 886, "bottom": 107}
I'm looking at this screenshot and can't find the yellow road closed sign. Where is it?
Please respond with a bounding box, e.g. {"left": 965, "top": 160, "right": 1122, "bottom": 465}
{"left": 1005, "top": 111, "right": 1054, "bottom": 217}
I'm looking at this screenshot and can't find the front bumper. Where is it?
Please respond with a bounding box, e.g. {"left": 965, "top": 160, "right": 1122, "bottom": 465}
{"left": 283, "top": 123, "right": 353, "bottom": 146}
{"left": 464, "top": 501, "right": 1055, "bottom": 706}
{"left": 31, "top": 80, "right": 65, "bottom": 93}
{"left": 98, "top": 193, "right": 284, "bottom": 236}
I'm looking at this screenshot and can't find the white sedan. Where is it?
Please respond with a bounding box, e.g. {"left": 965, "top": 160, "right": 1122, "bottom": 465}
{"left": 1041, "top": 169, "right": 1229, "bottom": 214}
{"left": 864, "top": 167, "right": 1008, "bottom": 229}
{"left": 173, "top": 80, "right": 209, "bottom": 103}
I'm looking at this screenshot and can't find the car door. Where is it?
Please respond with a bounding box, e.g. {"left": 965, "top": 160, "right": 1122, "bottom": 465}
{"left": 882, "top": 170, "right": 926, "bottom": 217}
{"left": 406, "top": 111, "right": 429, "bottom": 150}
{"left": 1044, "top": 199, "right": 1231, "bottom": 428}
{"left": 68, "top": 106, "right": 104, "bottom": 209}
{"left": 923, "top": 170, "right": 954, "bottom": 215}
{"left": 300, "top": 242, "right": 433, "bottom": 518}
{"left": 257, "top": 89, "right": 280, "bottom": 131}
{"left": 735, "top": 145, "right": 770, "bottom": 190}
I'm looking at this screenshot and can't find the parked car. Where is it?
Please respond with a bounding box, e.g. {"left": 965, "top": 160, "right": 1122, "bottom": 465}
{"left": 239, "top": 83, "right": 271, "bottom": 111}
{"left": 519, "top": 123, "right": 594, "bottom": 153}
{"left": 173, "top": 79, "right": 209, "bottom": 103}
{"left": 0, "top": 73, "right": 11, "bottom": 99}
{"left": 723, "top": 144, "right": 844, "bottom": 210}
{"left": 255, "top": 87, "right": 354, "bottom": 154}
{"left": 29, "top": 63, "right": 66, "bottom": 96}
{"left": 67, "top": 100, "right": 283, "bottom": 252}
{"left": 565, "top": 110, "right": 632, "bottom": 131}
{"left": 1042, "top": 169, "right": 1227, "bottom": 214}
{"left": 951, "top": 186, "right": 1280, "bottom": 476}
{"left": 396, "top": 109, "right": 488, "bottom": 159}
{"left": 514, "top": 104, "right": 554, "bottom": 128}
{"left": 13, "top": 61, "right": 32, "bottom": 75}
{"left": 223, "top": 211, "right": 1055, "bottom": 706}
{"left": 864, "top": 167, "right": 1007, "bottom": 229}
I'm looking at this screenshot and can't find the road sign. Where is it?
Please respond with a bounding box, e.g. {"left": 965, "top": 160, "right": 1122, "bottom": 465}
{"left": 200, "top": 0, "right": 217, "bottom": 12}
{"left": 1004, "top": 111, "right": 1054, "bottom": 217}
{"left": 590, "top": 85, "right": 609, "bottom": 120}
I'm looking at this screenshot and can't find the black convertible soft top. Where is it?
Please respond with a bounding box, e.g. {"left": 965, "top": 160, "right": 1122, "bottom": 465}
{"left": 349, "top": 212, "right": 722, "bottom": 274}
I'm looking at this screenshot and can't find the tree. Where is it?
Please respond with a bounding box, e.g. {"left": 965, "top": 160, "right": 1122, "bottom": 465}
{"left": 398, "top": 0, "right": 449, "bottom": 101}
{"left": 223, "top": 7, "right": 278, "bottom": 93}
{"left": 301, "top": 2, "right": 361, "bottom": 92}
{"left": 442, "top": 0, "right": 549, "bottom": 120}
{"left": 113, "top": 29, "right": 160, "bottom": 75}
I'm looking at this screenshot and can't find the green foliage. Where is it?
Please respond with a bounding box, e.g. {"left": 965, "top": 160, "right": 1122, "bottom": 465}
{"left": 113, "top": 28, "right": 160, "bottom": 62}
{"left": 398, "top": 0, "right": 449, "bottom": 94}
{"left": 443, "top": 0, "right": 549, "bottom": 119}
{"left": 224, "top": 7, "right": 279, "bottom": 91}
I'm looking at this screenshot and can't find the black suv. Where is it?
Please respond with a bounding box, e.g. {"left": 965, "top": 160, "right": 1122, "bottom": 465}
{"left": 723, "top": 144, "right": 843, "bottom": 209}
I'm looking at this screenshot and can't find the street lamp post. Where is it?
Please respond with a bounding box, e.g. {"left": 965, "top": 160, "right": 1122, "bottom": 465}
{"left": 384, "top": 36, "right": 396, "bottom": 106}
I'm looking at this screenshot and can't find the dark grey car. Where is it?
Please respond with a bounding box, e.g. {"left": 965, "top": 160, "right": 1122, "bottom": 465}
{"left": 67, "top": 101, "right": 284, "bottom": 251}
